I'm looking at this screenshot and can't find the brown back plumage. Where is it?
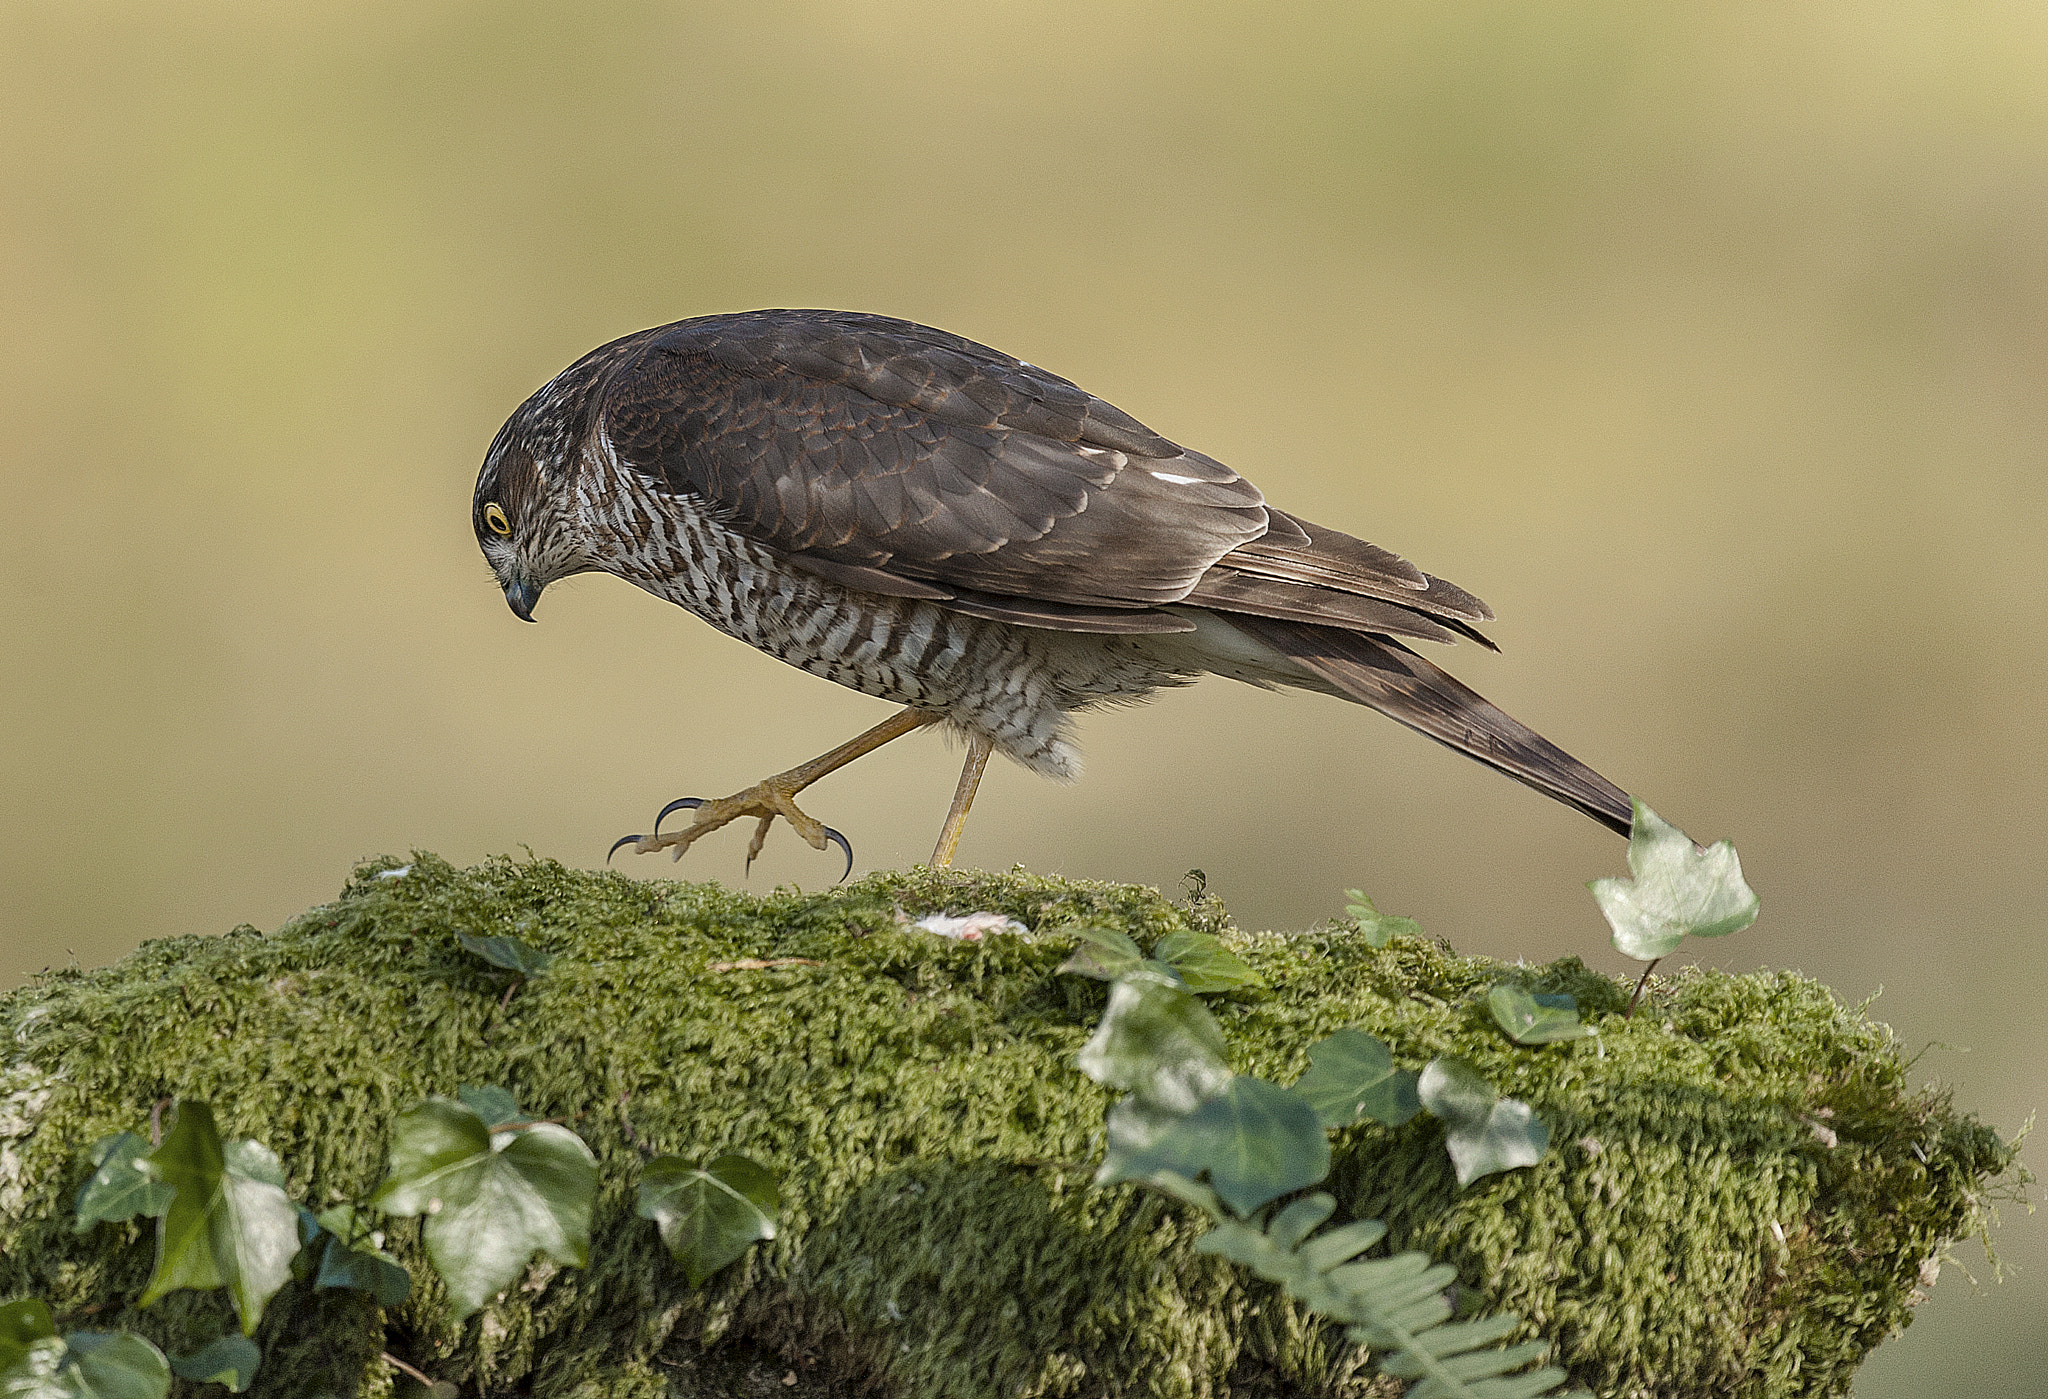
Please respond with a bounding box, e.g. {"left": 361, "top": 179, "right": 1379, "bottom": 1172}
{"left": 594, "top": 311, "right": 1268, "bottom": 625}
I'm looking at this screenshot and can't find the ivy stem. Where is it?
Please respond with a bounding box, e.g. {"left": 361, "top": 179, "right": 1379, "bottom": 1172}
{"left": 148, "top": 1098, "right": 171, "bottom": 1146}
{"left": 381, "top": 1351, "right": 440, "bottom": 1390}
{"left": 1625, "top": 959, "right": 1663, "bottom": 1018}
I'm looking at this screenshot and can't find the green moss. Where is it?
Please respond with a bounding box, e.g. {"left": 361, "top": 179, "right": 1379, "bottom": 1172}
{"left": 0, "top": 855, "right": 2018, "bottom": 1399}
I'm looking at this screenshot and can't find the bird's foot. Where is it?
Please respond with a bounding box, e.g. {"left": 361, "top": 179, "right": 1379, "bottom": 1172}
{"left": 608, "top": 779, "right": 853, "bottom": 881}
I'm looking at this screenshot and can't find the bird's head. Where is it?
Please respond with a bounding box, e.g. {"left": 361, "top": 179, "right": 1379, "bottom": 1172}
{"left": 473, "top": 403, "right": 600, "bottom": 622}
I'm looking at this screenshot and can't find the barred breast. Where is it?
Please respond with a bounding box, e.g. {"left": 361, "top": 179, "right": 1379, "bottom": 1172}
{"left": 579, "top": 480, "right": 1219, "bottom": 782}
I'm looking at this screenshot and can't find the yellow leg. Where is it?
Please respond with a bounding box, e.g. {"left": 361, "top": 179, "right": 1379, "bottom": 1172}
{"left": 930, "top": 735, "right": 994, "bottom": 868}
{"left": 618, "top": 706, "right": 939, "bottom": 873}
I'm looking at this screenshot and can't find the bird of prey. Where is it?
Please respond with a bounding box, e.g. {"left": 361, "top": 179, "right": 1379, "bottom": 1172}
{"left": 473, "top": 309, "right": 1631, "bottom": 876}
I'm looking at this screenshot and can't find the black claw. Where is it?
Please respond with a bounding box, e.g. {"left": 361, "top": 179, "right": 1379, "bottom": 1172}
{"left": 652, "top": 797, "right": 705, "bottom": 837}
{"left": 607, "top": 834, "right": 646, "bottom": 864}
{"left": 822, "top": 826, "right": 854, "bottom": 884}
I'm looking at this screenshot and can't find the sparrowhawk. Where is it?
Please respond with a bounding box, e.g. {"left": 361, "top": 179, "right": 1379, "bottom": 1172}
{"left": 472, "top": 310, "right": 1631, "bottom": 875}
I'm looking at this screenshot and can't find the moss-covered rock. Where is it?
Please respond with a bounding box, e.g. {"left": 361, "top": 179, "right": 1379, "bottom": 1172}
{"left": 0, "top": 855, "right": 2017, "bottom": 1399}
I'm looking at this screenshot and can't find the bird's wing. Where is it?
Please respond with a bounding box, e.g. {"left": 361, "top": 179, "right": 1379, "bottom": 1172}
{"left": 1182, "top": 511, "right": 1501, "bottom": 649}
{"left": 592, "top": 311, "right": 1269, "bottom": 622}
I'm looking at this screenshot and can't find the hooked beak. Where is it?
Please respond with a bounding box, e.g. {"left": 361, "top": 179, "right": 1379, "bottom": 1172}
{"left": 504, "top": 578, "right": 542, "bottom": 622}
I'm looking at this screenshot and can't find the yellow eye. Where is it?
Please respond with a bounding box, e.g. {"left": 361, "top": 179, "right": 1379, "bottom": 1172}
{"left": 483, "top": 503, "right": 511, "bottom": 537}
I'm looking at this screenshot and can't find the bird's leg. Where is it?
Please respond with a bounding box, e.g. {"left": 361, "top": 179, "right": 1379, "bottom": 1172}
{"left": 611, "top": 706, "right": 939, "bottom": 878}
{"left": 930, "top": 735, "right": 993, "bottom": 868}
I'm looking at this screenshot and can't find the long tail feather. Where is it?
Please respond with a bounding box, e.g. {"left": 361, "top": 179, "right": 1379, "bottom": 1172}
{"left": 1227, "top": 615, "right": 1633, "bottom": 836}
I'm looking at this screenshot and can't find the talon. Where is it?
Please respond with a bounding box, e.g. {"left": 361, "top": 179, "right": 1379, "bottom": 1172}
{"left": 821, "top": 826, "right": 854, "bottom": 883}
{"left": 653, "top": 797, "right": 705, "bottom": 837}
{"left": 743, "top": 814, "right": 776, "bottom": 875}
{"left": 610, "top": 779, "right": 852, "bottom": 879}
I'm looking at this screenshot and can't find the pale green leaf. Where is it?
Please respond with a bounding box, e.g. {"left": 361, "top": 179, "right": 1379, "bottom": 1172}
{"left": 315, "top": 1234, "right": 412, "bottom": 1307}
{"left": 1587, "top": 878, "right": 1685, "bottom": 960}
{"left": 637, "top": 1153, "right": 780, "bottom": 1286}
{"left": 1123, "top": 1076, "right": 1330, "bottom": 1216}
{"left": 167, "top": 1336, "right": 260, "bottom": 1392}
{"left": 137, "top": 1105, "right": 300, "bottom": 1334}
{"left": 1082, "top": 975, "right": 1236, "bottom": 1187}
{"left": 370, "top": 1098, "right": 596, "bottom": 1319}
{"left": 73, "top": 1135, "right": 173, "bottom": 1234}
{"left": 1097, "top": 1093, "right": 1196, "bottom": 1187}
{"left": 1055, "top": 926, "right": 1144, "bottom": 980}
{"left": 455, "top": 1086, "right": 522, "bottom": 1128}
{"left": 1290, "top": 1029, "right": 1421, "bottom": 1127}
{"left": 1417, "top": 1060, "right": 1551, "bottom": 1188}
{"left": 1486, "top": 987, "right": 1594, "bottom": 1045}
{"left": 456, "top": 933, "right": 555, "bottom": 977}
{"left": 1267, "top": 1194, "right": 1336, "bottom": 1250}
{"left": 1343, "top": 891, "right": 1421, "bottom": 949}
{"left": 1076, "top": 976, "right": 1231, "bottom": 1107}
{"left": 1151, "top": 932, "right": 1260, "bottom": 993}
{"left": 1592, "top": 800, "right": 1759, "bottom": 960}
{"left": 1139, "top": 1169, "right": 1223, "bottom": 1216}
{"left": 2, "top": 1333, "right": 171, "bottom": 1399}
{"left": 312, "top": 1203, "right": 361, "bottom": 1243}
{"left": 1296, "top": 1218, "right": 1390, "bottom": 1273}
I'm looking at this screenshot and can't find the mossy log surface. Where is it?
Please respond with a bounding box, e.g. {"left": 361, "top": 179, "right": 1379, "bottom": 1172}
{"left": 0, "top": 855, "right": 2015, "bottom": 1399}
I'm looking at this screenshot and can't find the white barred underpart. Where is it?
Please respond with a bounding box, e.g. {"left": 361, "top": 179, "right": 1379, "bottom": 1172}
{"left": 566, "top": 436, "right": 1308, "bottom": 780}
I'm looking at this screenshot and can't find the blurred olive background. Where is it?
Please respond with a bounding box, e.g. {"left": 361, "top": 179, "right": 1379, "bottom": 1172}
{"left": 2, "top": 1, "right": 2040, "bottom": 1390}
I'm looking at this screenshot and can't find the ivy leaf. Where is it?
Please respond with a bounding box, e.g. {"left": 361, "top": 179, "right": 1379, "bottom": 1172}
{"left": 167, "top": 1336, "right": 260, "bottom": 1392}
{"left": 455, "top": 933, "right": 555, "bottom": 978}
{"left": 3, "top": 1332, "right": 172, "bottom": 1399}
{"left": 314, "top": 1240, "right": 411, "bottom": 1307}
{"left": 1342, "top": 891, "right": 1421, "bottom": 949}
{"left": 1591, "top": 800, "right": 1759, "bottom": 960}
{"left": 1289, "top": 1029, "right": 1421, "bottom": 1128}
{"left": 0, "top": 1299, "right": 56, "bottom": 1372}
{"left": 1151, "top": 932, "right": 1260, "bottom": 993}
{"left": 312, "top": 1203, "right": 365, "bottom": 1246}
{"left": 287, "top": 1205, "right": 324, "bottom": 1283}
{"left": 1095, "top": 1092, "right": 1192, "bottom": 1188}
{"left": 637, "top": 1153, "right": 780, "bottom": 1286}
{"left": 313, "top": 1205, "right": 412, "bottom": 1310}
{"left": 370, "top": 1098, "right": 597, "bottom": 1320}
{"left": 137, "top": 1105, "right": 300, "bottom": 1334}
{"left": 1417, "top": 1059, "right": 1551, "bottom": 1188}
{"left": 1056, "top": 926, "right": 1145, "bottom": 981}
{"left": 1077, "top": 976, "right": 1231, "bottom": 1102}
{"left": 1081, "top": 976, "right": 1236, "bottom": 1187}
{"left": 1487, "top": 986, "right": 1595, "bottom": 1045}
{"left": 455, "top": 1086, "right": 523, "bottom": 1128}
{"left": 1133, "top": 1168, "right": 1225, "bottom": 1217}
{"left": 74, "top": 1134, "right": 174, "bottom": 1233}
{"left": 1123, "top": 1076, "right": 1331, "bottom": 1216}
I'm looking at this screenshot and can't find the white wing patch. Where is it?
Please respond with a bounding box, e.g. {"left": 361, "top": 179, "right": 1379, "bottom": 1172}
{"left": 1149, "top": 470, "right": 1206, "bottom": 485}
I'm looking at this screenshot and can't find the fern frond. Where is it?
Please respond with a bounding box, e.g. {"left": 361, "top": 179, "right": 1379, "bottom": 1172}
{"left": 1267, "top": 1194, "right": 1336, "bottom": 1249}
{"left": 1191, "top": 1193, "right": 1583, "bottom": 1399}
